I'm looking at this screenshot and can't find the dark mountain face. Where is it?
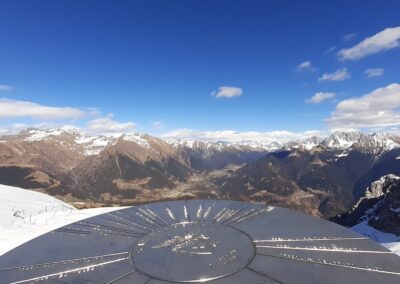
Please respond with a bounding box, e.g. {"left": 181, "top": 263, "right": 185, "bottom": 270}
{"left": 66, "top": 139, "right": 193, "bottom": 202}
{"left": 214, "top": 147, "right": 378, "bottom": 217}
{"left": 353, "top": 148, "right": 400, "bottom": 199}
{"left": 177, "top": 142, "right": 267, "bottom": 171}
{"left": 332, "top": 175, "right": 400, "bottom": 236}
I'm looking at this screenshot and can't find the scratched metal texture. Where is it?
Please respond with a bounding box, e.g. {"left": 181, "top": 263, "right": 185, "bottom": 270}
{"left": 0, "top": 200, "right": 399, "bottom": 284}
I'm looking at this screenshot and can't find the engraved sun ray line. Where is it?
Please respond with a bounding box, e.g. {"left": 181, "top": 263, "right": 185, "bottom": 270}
{"left": 256, "top": 252, "right": 400, "bottom": 276}
{"left": 105, "top": 270, "right": 137, "bottom": 284}
{"left": 99, "top": 214, "right": 151, "bottom": 234}
{"left": 111, "top": 211, "right": 155, "bottom": 232}
{"left": 212, "top": 207, "right": 227, "bottom": 223}
{"left": 196, "top": 202, "right": 204, "bottom": 222}
{"left": 229, "top": 206, "right": 259, "bottom": 221}
{"left": 184, "top": 201, "right": 190, "bottom": 222}
{"left": 196, "top": 205, "right": 203, "bottom": 221}
{"left": 9, "top": 257, "right": 130, "bottom": 284}
{"left": 73, "top": 221, "right": 147, "bottom": 238}
{"left": 254, "top": 237, "right": 369, "bottom": 243}
{"left": 134, "top": 207, "right": 165, "bottom": 229}
{"left": 256, "top": 245, "right": 395, "bottom": 254}
{"left": 230, "top": 206, "right": 274, "bottom": 226}
{"left": 164, "top": 204, "right": 177, "bottom": 223}
{"left": 220, "top": 204, "right": 252, "bottom": 225}
{"left": 54, "top": 227, "right": 91, "bottom": 236}
{"left": 215, "top": 207, "right": 237, "bottom": 223}
{"left": 0, "top": 252, "right": 129, "bottom": 272}
{"left": 204, "top": 200, "right": 217, "bottom": 222}
{"left": 138, "top": 207, "right": 168, "bottom": 228}
{"left": 245, "top": 266, "right": 284, "bottom": 284}
{"left": 215, "top": 203, "right": 242, "bottom": 224}
{"left": 124, "top": 208, "right": 161, "bottom": 230}
{"left": 128, "top": 208, "right": 163, "bottom": 230}
{"left": 55, "top": 227, "right": 141, "bottom": 239}
{"left": 145, "top": 205, "right": 170, "bottom": 226}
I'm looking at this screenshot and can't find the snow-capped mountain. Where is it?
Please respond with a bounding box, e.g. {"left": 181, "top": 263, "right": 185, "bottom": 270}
{"left": 1, "top": 126, "right": 400, "bottom": 217}
{"left": 3, "top": 127, "right": 400, "bottom": 155}
{"left": 169, "top": 131, "right": 400, "bottom": 153}
{"left": 13, "top": 126, "right": 118, "bottom": 156}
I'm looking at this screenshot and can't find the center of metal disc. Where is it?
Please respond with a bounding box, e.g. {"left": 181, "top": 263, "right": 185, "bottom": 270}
{"left": 130, "top": 222, "right": 255, "bottom": 283}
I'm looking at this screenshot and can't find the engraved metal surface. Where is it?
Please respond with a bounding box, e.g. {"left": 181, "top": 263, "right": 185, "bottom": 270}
{"left": 0, "top": 199, "right": 399, "bottom": 284}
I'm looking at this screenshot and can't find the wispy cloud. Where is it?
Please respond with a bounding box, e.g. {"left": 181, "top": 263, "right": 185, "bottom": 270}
{"left": 319, "top": 68, "right": 350, "bottom": 82}
{"left": 323, "top": 46, "right": 336, "bottom": 54}
{"left": 86, "top": 114, "right": 136, "bottom": 134}
{"left": 162, "top": 129, "right": 323, "bottom": 144}
{"left": 211, "top": 86, "right": 243, "bottom": 98}
{"left": 297, "top": 61, "right": 316, "bottom": 72}
{"left": 0, "top": 85, "right": 13, "bottom": 92}
{"left": 0, "top": 98, "right": 85, "bottom": 120}
{"left": 343, "top": 33, "right": 357, "bottom": 41}
{"left": 151, "top": 120, "right": 164, "bottom": 129}
{"left": 364, "top": 68, "right": 384, "bottom": 78}
{"left": 306, "top": 92, "right": 336, "bottom": 104}
{"left": 338, "top": 27, "right": 400, "bottom": 60}
{"left": 326, "top": 83, "right": 400, "bottom": 129}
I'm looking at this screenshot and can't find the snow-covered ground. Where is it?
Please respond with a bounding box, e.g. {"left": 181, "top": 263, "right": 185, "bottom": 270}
{"left": 0, "top": 184, "right": 123, "bottom": 256}
{"left": 0, "top": 184, "right": 399, "bottom": 257}
{"left": 351, "top": 221, "right": 400, "bottom": 256}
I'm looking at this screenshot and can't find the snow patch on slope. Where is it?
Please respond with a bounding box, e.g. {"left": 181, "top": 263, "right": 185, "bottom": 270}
{"left": 122, "top": 133, "right": 151, "bottom": 148}
{"left": 351, "top": 221, "right": 400, "bottom": 256}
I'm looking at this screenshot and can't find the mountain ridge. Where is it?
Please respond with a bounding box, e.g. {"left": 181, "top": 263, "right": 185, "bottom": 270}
{"left": 1, "top": 127, "right": 400, "bottom": 216}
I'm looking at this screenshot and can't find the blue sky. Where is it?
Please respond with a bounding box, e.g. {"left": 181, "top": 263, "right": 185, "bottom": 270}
{"left": 0, "top": 0, "right": 399, "bottom": 141}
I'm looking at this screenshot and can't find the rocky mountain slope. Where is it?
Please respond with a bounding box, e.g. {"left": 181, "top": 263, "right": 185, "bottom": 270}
{"left": 332, "top": 174, "right": 400, "bottom": 236}
{"left": 1, "top": 127, "right": 400, "bottom": 216}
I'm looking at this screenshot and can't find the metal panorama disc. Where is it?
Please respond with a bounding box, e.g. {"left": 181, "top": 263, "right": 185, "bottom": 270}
{"left": 0, "top": 200, "right": 399, "bottom": 283}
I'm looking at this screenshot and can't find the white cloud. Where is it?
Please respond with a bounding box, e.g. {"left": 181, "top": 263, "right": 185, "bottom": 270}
{"left": 211, "top": 86, "right": 243, "bottom": 98}
{"left": 151, "top": 120, "right": 164, "bottom": 129}
{"left": 162, "top": 129, "right": 323, "bottom": 144}
{"left": 86, "top": 114, "right": 136, "bottom": 134}
{"left": 326, "top": 83, "right": 400, "bottom": 129}
{"left": 0, "top": 98, "right": 85, "bottom": 120}
{"left": 364, "top": 68, "right": 384, "bottom": 78}
{"left": 297, "top": 61, "right": 316, "bottom": 72}
{"left": 0, "top": 123, "right": 30, "bottom": 135}
{"left": 319, "top": 68, "right": 350, "bottom": 82}
{"left": 338, "top": 27, "right": 400, "bottom": 60}
{"left": 343, "top": 33, "right": 357, "bottom": 41}
{"left": 0, "top": 85, "right": 13, "bottom": 92}
{"left": 306, "top": 92, "right": 336, "bottom": 104}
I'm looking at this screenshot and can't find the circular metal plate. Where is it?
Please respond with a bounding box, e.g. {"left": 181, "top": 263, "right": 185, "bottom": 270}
{"left": 131, "top": 222, "right": 255, "bottom": 282}
{"left": 0, "top": 200, "right": 399, "bottom": 284}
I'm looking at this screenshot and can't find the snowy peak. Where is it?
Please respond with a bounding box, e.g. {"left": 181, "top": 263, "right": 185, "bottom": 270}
{"left": 364, "top": 174, "right": 400, "bottom": 199}
{"left": 9, "top": 127, "right": 117, "bottom": 156}
{"left": 167, "top": 131, "right": 400, "bottom": 153}
{"left": 2, "top": 127, "right": 400, "bottom": 157}
{"left": 317, "top": 132, "right": 400, "bottom": 153}
{"left": 333, "top": 174, "right": 400, "bottom": 236}
{"left": 121, "top": 133, "right": 151, "bottom": 148}
{"left": 323, "top": 132, "right": 363, "bottom": 149}
{"left": 19, "top": 126, "right": 84, "bottom": 142}
{"left": 168, "top": 138, "right": 282, "bottom": 152}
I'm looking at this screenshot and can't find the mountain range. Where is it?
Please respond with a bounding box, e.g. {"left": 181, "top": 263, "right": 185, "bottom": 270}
{"left": 1, "top": 126, "right": 400, "bottom": 218}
